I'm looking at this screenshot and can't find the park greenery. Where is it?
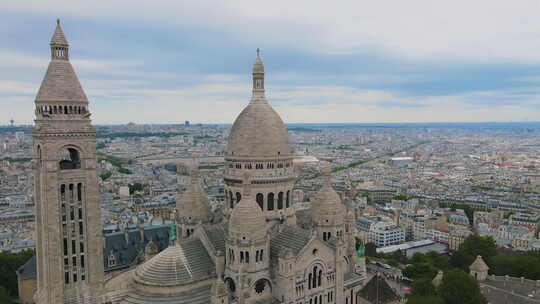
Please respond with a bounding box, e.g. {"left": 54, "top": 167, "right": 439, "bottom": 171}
{"left": 97, "top": 152, "right": 133, "bottom": 179}
{"left": 393, "top": 193, "right": 413, "bottom": 201}
{"left": 129, "top": 182, "right": 144, "bottom": 195}
{"left": 407, "top": 270, "right": 487, "bottom": 304}
{"left": 358, "top": 234, "right": 540, "bottom": 302}
{"left": 0, "top": 249, "right": 35, "bottom": 302}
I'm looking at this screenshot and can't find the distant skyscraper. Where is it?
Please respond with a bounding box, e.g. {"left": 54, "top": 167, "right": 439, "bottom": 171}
{"left": 10, "top": 118, "right": 14, "bottom": 127}
{"left": 33, "top": 20, "right": 104, "bottom": 304}
{"left": 185, "top": 120, "right": 190, "bottom": 127}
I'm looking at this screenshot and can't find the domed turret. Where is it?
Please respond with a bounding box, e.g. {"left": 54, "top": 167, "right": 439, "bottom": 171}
{"left": 229, "top": 175, "right": 266, "bottom": 240}
{"left": 177, "top": 168, "right": 210, "bottom": 223}
{"left": 311, "top": 166, "right": 346, "bottom": 224}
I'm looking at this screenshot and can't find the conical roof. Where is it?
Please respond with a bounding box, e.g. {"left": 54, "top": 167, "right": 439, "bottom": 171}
{"left": 469, "top": 255, "right": 489, "bottom": 272}
{"left": 358, "top": 273, "right": 400, "bottom": 303}
{"left": 229, "top": 176, "right": 266, "bottom": 240}
{"left": 51, "top": 19, "right": 68, "bottom": 46}
{"left": 36, "top": 21, "right": 87, "bottom": 104}
{"left": 177, "top": 169, "right": 210, "bottom": 223}
{"left": 311, "top": 167, "right": 346, "bottom": 224}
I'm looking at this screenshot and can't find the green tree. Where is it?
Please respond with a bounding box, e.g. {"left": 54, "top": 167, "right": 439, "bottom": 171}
{"left": 453, "top": 235, "right": 497, "bottom": 268}
{"left": 0, "top": 286, "right": 14, "bottom": 304}
{"left": 449, "top": 250, "right": 470, "bottom": 270}
{"left": 491, "top": 254, "right": 540, "bottom": 280}
{"left": 406, "top": 278, "right": 445, "bottom": 304}
{"left": 409, "top": 278, "right": 437, "bottom": 297}
{"left": 128, "top": 183, "right": 144, "bottom": 195}
{"left": 407, "top": 278, "right": 443, "bottom": 304}
{"left": 100, "top": 171, "right": 112, "bottom": 181}
{"left": 118, "top": 167, "right": 133, "bottom": 174}
{"left": 0, "top": 250, "right": 34, "bottom": 298}
{"left": 438, "top": 269, "right": 487, "bottom": 304}
{"left": 407, "top": 295, "right": 445, "bottom": 304}
{"left": 364, "top": 242, "right": 377, "bottom": 257}
{"left": 402, "top": 263, "right": 438, "bottom": 280}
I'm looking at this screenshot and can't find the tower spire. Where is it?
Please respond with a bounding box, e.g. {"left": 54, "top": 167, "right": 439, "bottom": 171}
{"left": 251, "top": 49, "right": 265, "bottom": 100}
{"left": 50, "top": 19, "right": 69, "bottom": 60}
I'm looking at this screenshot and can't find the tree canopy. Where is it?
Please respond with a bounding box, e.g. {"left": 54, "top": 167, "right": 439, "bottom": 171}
{"left": 0, "top": 250, "right": 34, "bottom": 299}
{"left": 438, "top": 269, "right": 487, "bottom": 304}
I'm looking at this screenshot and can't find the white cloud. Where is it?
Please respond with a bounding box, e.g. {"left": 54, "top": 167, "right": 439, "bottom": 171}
{"left": 3, "top": 0, "right": 540, "bottom": 63}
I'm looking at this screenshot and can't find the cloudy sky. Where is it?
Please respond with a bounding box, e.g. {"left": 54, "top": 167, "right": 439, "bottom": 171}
{"left": 1, "top": 0, "right": 540, "bottom": 124}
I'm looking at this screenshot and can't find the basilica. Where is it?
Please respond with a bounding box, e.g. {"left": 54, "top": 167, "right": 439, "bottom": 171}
{"left": 31, "top": 21, "right": 374, "bottom": 304}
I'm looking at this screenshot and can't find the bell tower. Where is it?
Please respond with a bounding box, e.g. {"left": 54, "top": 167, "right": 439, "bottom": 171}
{"left": 33, "top": 20, "right": 104, "bottom": 304}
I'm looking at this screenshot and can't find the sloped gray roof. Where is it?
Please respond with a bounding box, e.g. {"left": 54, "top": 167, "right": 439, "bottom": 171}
{"left": 203, "top": 223, "right": 226, "bottom": 254}
{"left": 296, "top": 209, "right": 313, "bottom": 229}
{"left": 358, "top": 274, "right": 400, "bottom": 304}
{"left": 270, "top": 225, "right": 312, "bottom": 258}
{"left": 122, "top": 285, "right": 211, "bottom": 304}
{"left": 134, "top": 238, "right": 215, "bottom": 286}
{"left": 36, "top": 60, "right": 88, "bottom": 104}
{"left": 16, "top": 255, "right": 36, "bottom": 280}
{"left": 17, "top": 225, "right": 171, "bottom": 282}
{"left": 103, "top": 225, "right": 170, "bottom": 272}
{"left": 51, "top": 20, "right": 68, "bottom": 45}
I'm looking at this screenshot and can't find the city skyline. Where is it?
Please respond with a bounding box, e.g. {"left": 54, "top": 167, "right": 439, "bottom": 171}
{"left": 2, "top": 1, "right": 540, "bottom": 124}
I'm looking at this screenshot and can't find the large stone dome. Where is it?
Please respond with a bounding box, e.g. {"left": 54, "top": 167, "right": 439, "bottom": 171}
{"left": 227, "top": 102, "right": 291, "bottom": 158}
{"left": 226, "top": 53, "right": 292, "bottom": 159}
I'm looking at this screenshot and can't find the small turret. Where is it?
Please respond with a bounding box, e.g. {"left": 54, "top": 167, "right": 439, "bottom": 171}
{"left": 176, "top": 165, "right": 210, "bottom": 239}
{"left": 469, "top": 255, "right": 489, "bottom": 281}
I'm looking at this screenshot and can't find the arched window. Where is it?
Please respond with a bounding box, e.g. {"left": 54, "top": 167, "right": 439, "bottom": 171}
{"left": 236, "top": 192, "right": 242, "bottom": 204}
{"left": 59, "top": 148, "right": 81, "bottom": 170}
{"left": 286, "top": 190, "right": 290, "bottom": 208}
{"left": 318, "top": 270, "right": 322, "bottom": 287}
{"left": 308, "top": 273, "right": 312, "bottom": 289}
{"left": 69, "top": 184, "right": 74, "bottom": 201}
{"left": 77, "top": 183, "right": 82, "bottom": 201}
{"left": 229, "top": 191, "right": 234, "bottom": 209}
{"left": 60, "top": 184, "right": 66, "bottom": 201}
{"left": 267, "top": 193, "right": 274, "bottom": 210}
{"left": 256, "top": 193, "right": 264, "bottom": 210}
{"left": 278, "top": 192, "right": 283, "bottom": 209}
{"left": 312, "top": 266, "right": 318, "bottom": 288}
{"left": 225, "top": 278, "right": 236, "bottom": 293}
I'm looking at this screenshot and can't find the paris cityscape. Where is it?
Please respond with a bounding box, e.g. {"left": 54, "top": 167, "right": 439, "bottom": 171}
{"left": 1, "top": 2, "right": 540, "bottom": 304}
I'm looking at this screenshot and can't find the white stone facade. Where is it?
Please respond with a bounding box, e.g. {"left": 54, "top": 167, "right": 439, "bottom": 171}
{"left": 33, "top": 23, "right": 367, "bottom": 304}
